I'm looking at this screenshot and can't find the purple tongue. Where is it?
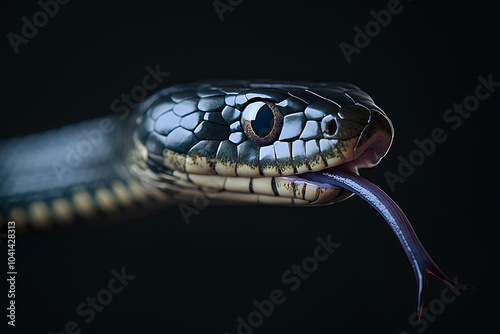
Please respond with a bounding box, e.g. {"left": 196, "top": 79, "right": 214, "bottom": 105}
{"left": 302, "top": 167, "right": 474, "bottom": 320}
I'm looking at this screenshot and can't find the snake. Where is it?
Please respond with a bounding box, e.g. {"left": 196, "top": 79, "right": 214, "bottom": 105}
{"left": 0, "top": 79, "right": 472, "bottom": 318}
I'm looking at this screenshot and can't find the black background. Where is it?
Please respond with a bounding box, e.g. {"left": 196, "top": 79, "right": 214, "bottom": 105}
{"left": 1, "top": 1, "right": 499, "bottom": 333}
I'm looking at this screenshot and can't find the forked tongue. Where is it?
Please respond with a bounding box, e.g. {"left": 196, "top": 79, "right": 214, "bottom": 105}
{"left": 302, "top": 167, "right": 474, "bottom": 321}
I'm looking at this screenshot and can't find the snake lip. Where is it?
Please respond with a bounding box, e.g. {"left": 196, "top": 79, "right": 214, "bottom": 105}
{"left": 278, "top": 139, "right": 391, "bottom": 205}
{"left": 274, "top": 138, "right": 392, "bottom": 200}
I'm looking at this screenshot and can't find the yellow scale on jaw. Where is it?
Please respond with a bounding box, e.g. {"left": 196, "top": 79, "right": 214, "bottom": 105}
{"left": 166, "top": 170, "right": 344, "bottom": 206}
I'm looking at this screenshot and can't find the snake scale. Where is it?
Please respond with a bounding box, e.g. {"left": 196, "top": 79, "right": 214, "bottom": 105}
{"left": 0, "top": 80, "right": 472, "bottom": 318}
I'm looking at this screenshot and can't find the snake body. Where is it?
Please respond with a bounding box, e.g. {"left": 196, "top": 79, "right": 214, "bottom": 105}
{"left": 0, "top": 80, "right": 471, "bottom": 318}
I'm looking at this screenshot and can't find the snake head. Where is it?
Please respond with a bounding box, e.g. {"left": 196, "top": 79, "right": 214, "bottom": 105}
{"left": 133, "top": 80, "right": 393, "bottom": 205}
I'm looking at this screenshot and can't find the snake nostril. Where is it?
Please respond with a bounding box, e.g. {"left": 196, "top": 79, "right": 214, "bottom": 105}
{"left": 325, "top": 120, "right": 337, "bottom": 136}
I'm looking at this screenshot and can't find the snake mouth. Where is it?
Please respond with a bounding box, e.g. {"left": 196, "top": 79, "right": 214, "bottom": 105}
{"left": 274, "top": 109, "right": 394, "bottom": 205}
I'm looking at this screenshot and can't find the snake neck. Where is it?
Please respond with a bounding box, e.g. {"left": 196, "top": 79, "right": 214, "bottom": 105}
{"left": 0, "top": 115, "right": 165, "bottom": 232}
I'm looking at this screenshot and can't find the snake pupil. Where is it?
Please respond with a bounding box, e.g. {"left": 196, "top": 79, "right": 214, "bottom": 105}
{"left": 251, "top": 104, "right": 274, "bottom": 138}
{"left": 241, "top": 100, "right": 284, "bottom": 146}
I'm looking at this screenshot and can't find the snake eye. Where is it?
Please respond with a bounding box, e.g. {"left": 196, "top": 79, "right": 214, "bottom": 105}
{"left": 241, "top": 101, "right": 284, "bottom": 146}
